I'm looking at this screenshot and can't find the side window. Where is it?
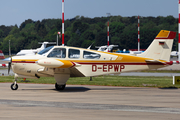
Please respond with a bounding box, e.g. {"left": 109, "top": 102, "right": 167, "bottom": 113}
{"left": 47, "top": 48, "right": 66, "bottom": 58}
{"left": 83, "top": 51, "right": 101, "bottom": 59}
{"left": 68, "top": 49, "right": 80, "bottom": 59}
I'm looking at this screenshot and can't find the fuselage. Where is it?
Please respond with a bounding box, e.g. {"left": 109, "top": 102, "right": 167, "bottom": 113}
{"left": 11, "top": 46, "right": 170, "bottom": 79}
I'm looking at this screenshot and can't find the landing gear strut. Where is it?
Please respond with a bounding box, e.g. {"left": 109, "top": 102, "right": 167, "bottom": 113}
{"left": 11, "top": 80, "right": 18, "bottom": 90}
{"left": 55, "top": 83, "right": 66, "bottom": 90}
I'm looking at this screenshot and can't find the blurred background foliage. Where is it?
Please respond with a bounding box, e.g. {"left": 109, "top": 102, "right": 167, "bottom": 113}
{"left": 0, "top": 15, "right": 178, "bottom": 53}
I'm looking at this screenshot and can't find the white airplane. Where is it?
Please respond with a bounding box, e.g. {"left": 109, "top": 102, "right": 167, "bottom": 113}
{"left": 96, "top": 45, "right": 118, "bottom": 52}
{"left": 16, "top": 42, "right": 56, "bottom": 56}
{"left": 8, "top": 30, "right": 177, "bottom": 90}
{"left": 170, "top": 51, "right": 179, "bottom": 57}
{"left": 129, "top": 50, "right": 143, "bottom": 55}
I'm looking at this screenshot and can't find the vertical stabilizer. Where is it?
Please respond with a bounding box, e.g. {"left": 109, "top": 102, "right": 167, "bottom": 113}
{"left": 137, "top": 30, "right": 176, "bottom": 61}
{"left": 39, "top": 42, "right": 49, "bottom": 49}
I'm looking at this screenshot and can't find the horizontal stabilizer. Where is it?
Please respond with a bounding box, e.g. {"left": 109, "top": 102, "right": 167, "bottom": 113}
{"left": 145, "top": 59, "right": 160, "bottom": 62}
{"left": 145, "top": 59, "right": 166, "bottom": 64}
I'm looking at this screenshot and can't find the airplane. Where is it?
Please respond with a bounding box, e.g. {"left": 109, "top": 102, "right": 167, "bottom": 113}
{"left": 8, "top": 30, "right": 176, "bottom": 90}
{"left": 129, "top": 50, "right": 143, "bottom": 55}
{"left": 96, "top": 45, "right": 118, "bottom": 52}
{"left": 170, "top": 51, "right": 179, "bottom": 57}
{"left": 16, "top": 42, "right": 56, "bottom": 56}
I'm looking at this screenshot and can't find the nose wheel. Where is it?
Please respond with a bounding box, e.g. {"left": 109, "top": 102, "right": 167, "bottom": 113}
{"left": 11, "top": 80, "right": 18, "bottom": 90}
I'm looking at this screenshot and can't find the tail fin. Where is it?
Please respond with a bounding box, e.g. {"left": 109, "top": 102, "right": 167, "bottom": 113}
{"left": 137, "top": 30, "right": 176, "bottom": 61}
{"left": 0, "top": 50, "right": 5, "bottom": 59}
{"left": 39, "top": 42, "right": 49, "bottom": 49}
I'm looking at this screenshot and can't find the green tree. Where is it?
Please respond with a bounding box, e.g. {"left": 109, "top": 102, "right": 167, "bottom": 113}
{"left": 19, "top": 19, "right": 33, "bottom": 30}
{"left": 35, "top": 21, "right": 47, "bottom": 38}
{"left": 95, "top": 32, "right": 107, "bottom": 46}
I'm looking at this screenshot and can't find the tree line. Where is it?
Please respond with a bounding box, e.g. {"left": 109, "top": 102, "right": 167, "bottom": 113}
{"left": 0, "top": 15, "right": 178, "bottom": 54}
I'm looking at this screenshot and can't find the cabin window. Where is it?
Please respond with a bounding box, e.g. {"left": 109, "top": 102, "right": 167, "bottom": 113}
{"left": 68, "top": 49, "right": 80, "bottom": 59}
{"left": 83, "top": 51, "right": 101, "bottom": 59}
{"left": 47, "top": 48, "right": 66, "bottom": 58}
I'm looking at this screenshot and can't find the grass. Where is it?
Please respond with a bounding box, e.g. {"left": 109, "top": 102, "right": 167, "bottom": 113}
{"left": 0, "top": 75, "right": 179, "bottom": 88}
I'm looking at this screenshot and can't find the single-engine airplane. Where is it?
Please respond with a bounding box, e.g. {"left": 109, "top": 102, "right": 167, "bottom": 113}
{"left": 9, "top": 30, "right": 176, "bottom": 90}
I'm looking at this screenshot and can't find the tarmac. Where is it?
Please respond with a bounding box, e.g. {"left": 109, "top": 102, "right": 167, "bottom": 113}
{"left": 0, "top": 83, "right": 180, "bottom": 120}
{"left": 0, "top": 58, "right": 180, "bottom": 119}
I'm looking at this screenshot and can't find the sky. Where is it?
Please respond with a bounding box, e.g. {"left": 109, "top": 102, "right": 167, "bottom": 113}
{"left": 0, "top": 0, "right": 179, "bottom": 26}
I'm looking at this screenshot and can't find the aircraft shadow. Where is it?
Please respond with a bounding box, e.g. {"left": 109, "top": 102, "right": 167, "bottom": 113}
{"left": 55, "top": 87, "right": 91, "bottom": 92}
{"left": 21, "top": 86, "right": 91, "bottom": 92}
{"left": 158, "top": 87, "right": 178, "bottom": 89}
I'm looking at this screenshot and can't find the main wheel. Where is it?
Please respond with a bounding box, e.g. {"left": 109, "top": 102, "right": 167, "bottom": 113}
{"left": 55, "top": 83, "right": 66, "bottom": 90}
{"left": 11, "top": 83, "right": 18, "bottom": 90}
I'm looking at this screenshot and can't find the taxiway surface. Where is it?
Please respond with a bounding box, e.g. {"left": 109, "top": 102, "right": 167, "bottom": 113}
{"left": 0, "top": 83, "right": 179, "bottom": 120}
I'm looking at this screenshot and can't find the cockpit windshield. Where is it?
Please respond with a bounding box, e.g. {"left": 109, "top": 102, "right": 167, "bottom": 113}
{"left": 38, "top": 46, "right": 54, "bottom": 55}
{"left": 47, "top": 48, "right": 66, "bottom": 58}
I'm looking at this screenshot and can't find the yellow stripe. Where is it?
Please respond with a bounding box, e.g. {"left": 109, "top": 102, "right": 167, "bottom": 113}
{"left": 12, "top": 53, "right": 157, "bottom": 64}
{"left": 12, "top": 59, "right": 38, "bottom": 61}
{"left": 13, "top": 59, "right": 39, "bottom": 61}
{"left": 60, "top": 58, "right": 148, "bottom": 63}
{"left": 56, "top": 60, "right": 73, "bottom": 68}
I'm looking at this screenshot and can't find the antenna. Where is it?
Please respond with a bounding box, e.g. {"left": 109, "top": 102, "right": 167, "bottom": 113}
{"left": 138, "top": 15, "right": 140, "bottom": 51}
{"left": 62, "top": 0, "right": 64, "bottom": 46}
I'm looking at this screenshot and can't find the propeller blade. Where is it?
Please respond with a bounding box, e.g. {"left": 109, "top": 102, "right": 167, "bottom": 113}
{"left": 8, "top": 40, "right": 12, "bottom": 74}
{"left": 8, "top": 57, "right": 12, "bottom": 74}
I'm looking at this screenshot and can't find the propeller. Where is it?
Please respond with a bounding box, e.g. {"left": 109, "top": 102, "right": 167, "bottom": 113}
{"left": 8, "top": 57, "right": 12, "bottom": 74}
{"left": 8, "top": 40, "right": 11, "bottom": 74}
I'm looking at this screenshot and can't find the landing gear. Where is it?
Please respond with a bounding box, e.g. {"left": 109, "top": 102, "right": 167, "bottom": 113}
{"left": 11, "top": 78, "right": 18, "bottom": 90}
{"left": 55, "top": 83, "right": 66, "bottom": 90}
{"left": 11, "top": 82, "right": 18, "bottom": 90}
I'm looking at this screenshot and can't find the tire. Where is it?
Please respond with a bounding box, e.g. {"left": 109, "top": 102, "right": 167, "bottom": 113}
{"left": 55, "top": 83, "right": 66, "bottom": 90}
{"left": 11, "top": 83, "right": 18, "bottom": 90}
